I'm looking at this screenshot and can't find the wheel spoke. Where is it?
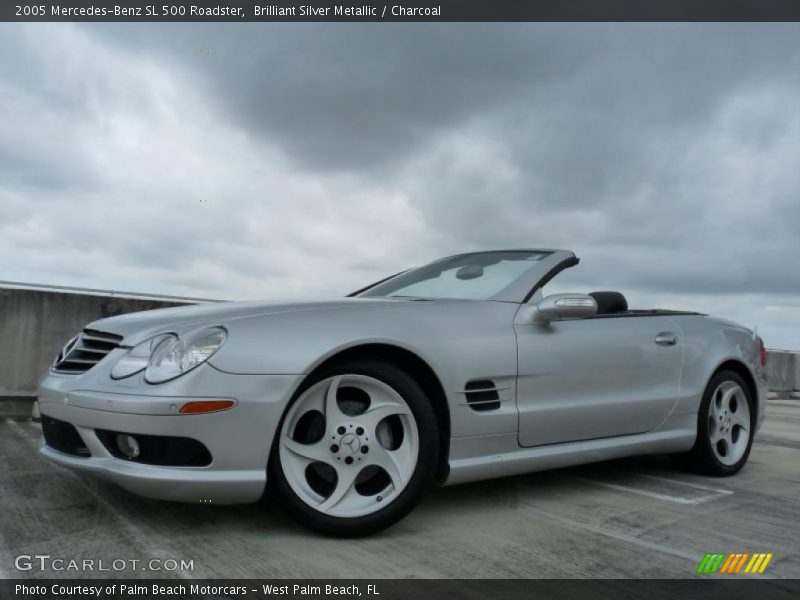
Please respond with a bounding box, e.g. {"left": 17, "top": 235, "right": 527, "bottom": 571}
{"left": 324, "top": 375, "right": 346, "bottom": 426}
{"left": 367, "top": 446, "right": 405, "bottom": 491}
{"left": 709, "top": 424, "right": 724, "bottom": 444}
{"left": 318, "top": 467, "right": 359, "bottom": 513}
{"left": 730, "top": 412, "right": 750, "bottom": 431}
{"left": 710, "top": 397, "right": 722, "bottom": 420}
{"left": 282, "top": 437, "right": 328, "bottom": 463}
{"left": 362, "top": 402, "right": 411, "bottom": 431}
{"left": 721, "top": 386, "right": 738, "bottom": 411}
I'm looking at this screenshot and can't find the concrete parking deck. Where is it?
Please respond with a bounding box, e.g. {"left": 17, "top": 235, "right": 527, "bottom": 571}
{"left": 1, "top": 400, "right": 798, "bottom": 580}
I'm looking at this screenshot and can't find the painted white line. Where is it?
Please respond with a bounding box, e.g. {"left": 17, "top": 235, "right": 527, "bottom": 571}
{"left": 0, "top": 424, "right": 26, "bottom": 578}
{"left": 525, "top": 504, "right": 700, "bottom": 561}
{"left": 574, "top": 476, "right": 733, "bottom": 505}
{"left": 60, "top": 470, "right": 193, "bottom": 580}
{"left": 626, "top": 472, "right": 735, "bottom": 495}
{"left": 0, "top": 547, "right": 11, "bottom": 579}
{"left": 7, "top": 421, "right": 192, "bottom": 579}
{"left": 525, "top": 505, "right": 769, "bottom": 579}
{"left": 8, "top": 420, "right": 39, "bottom": 444}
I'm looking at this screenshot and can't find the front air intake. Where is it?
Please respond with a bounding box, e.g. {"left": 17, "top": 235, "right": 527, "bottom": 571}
{"left": 41, "top": 416, "right": 91, "bottom": 457}
{"left": 52, "top": 329, "right": 123, "bottom": 374}
{"left": 464, "top": 379, "right": 502, "bottom": 412}
{"left": 95, "top": 429, "right": 213, "bottom": 467}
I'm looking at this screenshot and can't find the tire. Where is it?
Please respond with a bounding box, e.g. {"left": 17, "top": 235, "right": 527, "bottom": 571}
{"left": 268, "top": 360, "right": 440, "bottom": 536}
{"left": 675, "top": 370, "right": 755, "bottom": 476}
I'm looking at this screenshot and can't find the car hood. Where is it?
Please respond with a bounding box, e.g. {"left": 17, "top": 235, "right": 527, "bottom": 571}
{"left": 87, "top": 298, "right": 402, "bottom": 345}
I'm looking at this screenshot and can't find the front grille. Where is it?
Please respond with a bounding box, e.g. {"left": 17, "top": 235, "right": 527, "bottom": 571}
{"left": 52, "top": 329, "right": 123, "bottom": 374}
{"left": 41, "top": 416, "right": 91, "bottom": 457}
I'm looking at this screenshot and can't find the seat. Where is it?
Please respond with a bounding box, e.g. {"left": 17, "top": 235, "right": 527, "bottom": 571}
{"left": 589, "top": 291, "right": 628, "bottom": 315}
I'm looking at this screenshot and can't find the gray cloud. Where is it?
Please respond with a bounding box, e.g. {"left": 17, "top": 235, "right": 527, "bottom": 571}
{"left": 1, "top": 22, "right": 799, "bottom": 348}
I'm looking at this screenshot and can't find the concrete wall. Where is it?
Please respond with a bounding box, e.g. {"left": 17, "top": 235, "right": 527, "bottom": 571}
{"left": 0, "top": 286, "right": 202, "bottom": 402}
{"left": 766, "top": 350, "right": 800, "bottom": 393}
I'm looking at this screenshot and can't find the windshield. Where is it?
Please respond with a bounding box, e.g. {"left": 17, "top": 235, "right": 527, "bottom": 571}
{"left": 358, "top": 250, "right": 551, "bottom": 300}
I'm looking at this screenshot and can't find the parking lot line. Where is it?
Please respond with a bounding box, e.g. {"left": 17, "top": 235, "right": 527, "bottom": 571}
{"left": 573, "top": 476, "right": 733, "bottom": 505}
{"left": 4, "top": 420, "right": 192, "bottom": 580}
{"left": 61, "top": 469, "right": 193, "bottom": 579}
{"left": 8, "top": 419, "right": 38, "bottom": 442}
{"left": 627, "top": 472, "right": 735, "bottom": 494}
{"left": 0, "top": 536, "right": 11, "bottom": 579}
{"left": 524, "top": 505, "right": 700, "bottom": 562}
{"left": 570, "top": 466, "right": 736, "bottom": 505}
{"left": 757, "top": 435, "right": 800, "bottom": 451}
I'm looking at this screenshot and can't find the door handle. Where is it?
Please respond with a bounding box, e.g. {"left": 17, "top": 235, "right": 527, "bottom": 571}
{"left": 655, "top": 332, "right": 678, "bottom": 346}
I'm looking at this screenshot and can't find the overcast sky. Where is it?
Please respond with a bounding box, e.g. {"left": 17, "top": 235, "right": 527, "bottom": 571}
{"left": 1, "top": 23, "right": 798, "bottom": 348}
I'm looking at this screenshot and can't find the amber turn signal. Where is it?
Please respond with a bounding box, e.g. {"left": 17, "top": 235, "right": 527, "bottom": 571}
{"left": 179, "top": 400, "right": 235, "bottom": 414}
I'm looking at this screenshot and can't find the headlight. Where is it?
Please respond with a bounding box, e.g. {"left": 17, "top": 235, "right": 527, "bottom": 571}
{"left": 145, "top": 326, "right": 227, "bottom": 384}
{"left": 110, "top": 334, "right": 175, "bottom": 380}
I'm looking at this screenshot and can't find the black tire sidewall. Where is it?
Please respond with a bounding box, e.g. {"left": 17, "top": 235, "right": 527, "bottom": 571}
{"left": 693, "top": 370, "right": 755, "bottom": 476}
{"left": 268, "top": 360, "right": 440, "bottom": 536}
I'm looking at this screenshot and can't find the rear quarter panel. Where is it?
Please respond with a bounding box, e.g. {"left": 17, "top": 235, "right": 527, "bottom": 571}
{"left": 668, "top": 315, "right": 767, "bottom": 431}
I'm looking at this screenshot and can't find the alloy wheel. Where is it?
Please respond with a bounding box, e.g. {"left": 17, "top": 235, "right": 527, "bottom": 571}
{"left": 279, "top": 374, "right": 419, "bottom": 518}
{"left": 708, "top": 380, "right": 751, "bottom": 466}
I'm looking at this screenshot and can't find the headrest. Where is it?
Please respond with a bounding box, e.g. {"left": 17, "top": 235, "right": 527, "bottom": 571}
{"left": 589, "top": 291, "right": 628, "bottom": 314}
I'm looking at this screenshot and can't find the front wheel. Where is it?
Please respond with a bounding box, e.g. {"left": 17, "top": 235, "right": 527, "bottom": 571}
{"left": 676, "top": 370, "right": 755, "bottom": 476}
{"left": 268, "top": 361, "right": 439, "bottom": 536}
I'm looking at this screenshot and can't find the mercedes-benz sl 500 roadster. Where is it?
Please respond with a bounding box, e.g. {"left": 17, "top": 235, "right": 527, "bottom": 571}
{"left": 38, "top": 249, "right": 767, "bottom": 535}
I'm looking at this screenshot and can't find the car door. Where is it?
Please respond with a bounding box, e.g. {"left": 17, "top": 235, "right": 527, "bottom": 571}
{"left": 515, "top": 313, "right": 683, "bottom": 447}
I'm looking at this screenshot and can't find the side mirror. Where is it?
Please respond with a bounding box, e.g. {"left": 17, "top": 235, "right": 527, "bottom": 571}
{"left": 532, "top": 293, "right": 597, "bottom": 324}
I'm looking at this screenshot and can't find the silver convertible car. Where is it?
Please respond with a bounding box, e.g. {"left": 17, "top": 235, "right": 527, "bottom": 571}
{"left": 38, "top": 249, "right": 767, "bottom": 535}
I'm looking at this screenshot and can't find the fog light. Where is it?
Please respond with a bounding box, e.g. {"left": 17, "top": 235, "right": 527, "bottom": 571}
{"left": 116, "top": 434, "right": 140, "bottom": 459}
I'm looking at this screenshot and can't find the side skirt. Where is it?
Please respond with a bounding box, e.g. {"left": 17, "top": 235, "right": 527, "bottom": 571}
{"left": 444, "top": 413, "right": 696, "bottom": 486}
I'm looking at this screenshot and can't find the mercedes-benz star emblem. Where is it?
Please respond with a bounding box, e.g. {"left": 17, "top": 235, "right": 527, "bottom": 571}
{"left": 340, "top": 433, "right": 361, "bottom": 455}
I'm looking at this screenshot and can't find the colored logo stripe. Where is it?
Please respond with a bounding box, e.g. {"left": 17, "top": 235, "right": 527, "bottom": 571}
{"left": 719, "top": 553, "right": 750, "bottom": 573}
{"left": 745, "top": 553, "right": 774, "bottom": 574}
{"left": 697, "top": 553, "right": 725, "bottom": 573}
{"left": 697, "top": 553, "right": 773, "bottom": 574}
{"left": 719, "top": 553, "right": 737, "bottom": 573}
{"left": 733, "top": 553, "right": 750, "bottom": 573}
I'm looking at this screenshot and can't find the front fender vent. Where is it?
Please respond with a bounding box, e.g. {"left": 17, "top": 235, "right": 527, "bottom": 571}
{"left": 463, "top": 379, "right": 502, "bottom": 412}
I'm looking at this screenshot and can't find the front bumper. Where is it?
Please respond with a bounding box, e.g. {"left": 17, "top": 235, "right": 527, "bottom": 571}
{"left": 38, "top": 361, "right": 300, "bottom": 504}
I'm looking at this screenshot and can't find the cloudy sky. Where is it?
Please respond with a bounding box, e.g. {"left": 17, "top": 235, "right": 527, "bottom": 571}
{"left": 1, "top": 23, "right": 798, "bottom": 348}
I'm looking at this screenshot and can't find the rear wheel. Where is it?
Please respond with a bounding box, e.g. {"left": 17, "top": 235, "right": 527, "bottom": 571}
{"left": 676, "top": 370, "right": 755, "bottom": 476}
{"left": 268, "top": 360, "right": 439, "bottom": 536}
